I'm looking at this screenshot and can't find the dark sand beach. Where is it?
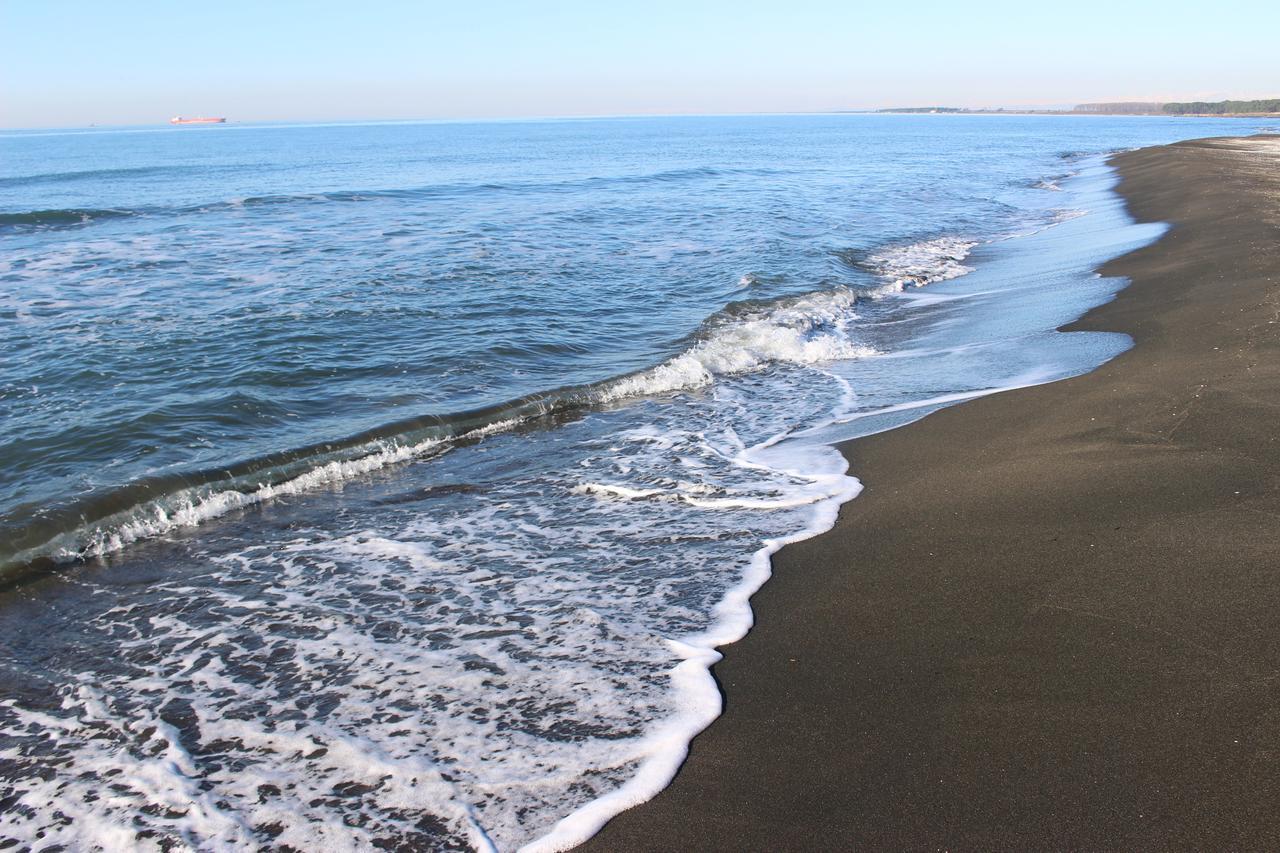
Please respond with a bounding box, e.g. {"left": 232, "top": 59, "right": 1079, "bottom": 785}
{"left": 586, "top": 135, "right": 1280, "bottom": 849}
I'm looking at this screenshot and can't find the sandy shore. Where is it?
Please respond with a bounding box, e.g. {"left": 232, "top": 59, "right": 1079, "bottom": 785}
{"left": 584, "top": 135, "right": 1280, "bottom": 849}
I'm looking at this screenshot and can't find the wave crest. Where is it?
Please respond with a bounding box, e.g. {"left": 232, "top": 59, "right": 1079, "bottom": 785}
{"left": 862, "top": 236, "right": 978, "bottom": 291}
{"left": 0, "top": 208, "right": 135, "bottom": 230}
{"left": 601, "top": 288, "right": 875, "bottom": 401}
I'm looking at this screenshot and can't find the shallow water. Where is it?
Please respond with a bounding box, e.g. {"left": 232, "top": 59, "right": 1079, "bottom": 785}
{"left": 0, "top": 115, "right": 1270, "bottom": 850}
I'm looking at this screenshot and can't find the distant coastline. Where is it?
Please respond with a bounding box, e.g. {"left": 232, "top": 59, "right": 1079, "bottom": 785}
{"left": 873, "top": 97, "right": 1280, "bottom": 117}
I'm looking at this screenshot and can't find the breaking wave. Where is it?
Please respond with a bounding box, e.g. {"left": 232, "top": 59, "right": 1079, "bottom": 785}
{"left": 862, "top": 235, "right": 978, "bottom": 290}
{"left": 0, "top": 253, "right": 927, "bottom": 581}
{"left": 0, "top": 228, "right": 995, "bottom": 583}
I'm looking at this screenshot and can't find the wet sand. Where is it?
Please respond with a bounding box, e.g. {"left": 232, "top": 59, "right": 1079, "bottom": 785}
{"left": 584, "top": 135, "right": 1280, "bottom": 849}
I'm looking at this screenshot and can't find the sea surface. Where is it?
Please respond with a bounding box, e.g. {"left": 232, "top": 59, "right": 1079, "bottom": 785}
{"left": 1, "top": 114, "right": 1273, "bottom": 850}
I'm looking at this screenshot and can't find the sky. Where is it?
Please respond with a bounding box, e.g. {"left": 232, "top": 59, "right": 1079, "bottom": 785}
{"left": 2, "top": 0, "right": 1277, "bottom": 128}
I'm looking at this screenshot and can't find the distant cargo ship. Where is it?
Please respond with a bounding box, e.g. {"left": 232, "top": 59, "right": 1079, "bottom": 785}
{"left": 170, "top": 116, "right": 226, "bottom": 125}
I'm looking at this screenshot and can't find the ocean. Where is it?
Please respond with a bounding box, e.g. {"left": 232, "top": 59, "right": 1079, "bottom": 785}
{"left": 1, "top": 114, "right": 1273, "bottom": 850}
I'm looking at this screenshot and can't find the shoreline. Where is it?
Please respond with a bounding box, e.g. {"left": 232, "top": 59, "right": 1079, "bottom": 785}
{"left": 583, "top": 135, "right": 1280, "bottom": 848}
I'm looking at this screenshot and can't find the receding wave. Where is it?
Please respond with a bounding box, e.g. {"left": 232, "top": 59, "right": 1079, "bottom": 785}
{"left": 0, "top": 232, "right": 979, "bottom": 583}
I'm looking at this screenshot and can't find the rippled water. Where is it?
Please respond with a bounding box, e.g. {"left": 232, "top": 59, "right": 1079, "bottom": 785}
{"left": 0, "top": 115, "right": 1270, "bottom": 850}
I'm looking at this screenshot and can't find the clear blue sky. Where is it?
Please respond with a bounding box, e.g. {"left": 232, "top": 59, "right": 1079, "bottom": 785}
{"left": 2, "top": 0, "right": 1277, "bottom": 128}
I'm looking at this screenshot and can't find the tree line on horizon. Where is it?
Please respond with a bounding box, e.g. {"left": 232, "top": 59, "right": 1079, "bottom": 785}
{"left": 1077, "top": 99, "right": 1280, "bottom": 115}
{"left": 1160, "top": 99, "right": 1280, "bottom": 115}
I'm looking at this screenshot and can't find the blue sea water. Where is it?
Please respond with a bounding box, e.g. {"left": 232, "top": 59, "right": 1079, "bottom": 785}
{"left": 0, "top": 115, "right": 1272, "bottom": 849}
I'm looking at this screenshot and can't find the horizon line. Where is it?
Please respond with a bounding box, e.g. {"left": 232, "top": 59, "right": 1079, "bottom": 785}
{"left": 7, "top": 104, "right": 1262, "bottom": 134}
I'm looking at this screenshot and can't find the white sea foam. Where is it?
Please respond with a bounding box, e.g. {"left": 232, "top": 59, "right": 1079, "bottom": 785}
{"left": 530, "top": 441, "right": 859, "bottom": 852}
{"left": 599, "top": 288, "right": 877, "bottom": 401}
{"left": 862, "top": 235, "right": 979, "bottom": 293}
{"left": 0, "top": 389, "right": 862, "bottom": 851}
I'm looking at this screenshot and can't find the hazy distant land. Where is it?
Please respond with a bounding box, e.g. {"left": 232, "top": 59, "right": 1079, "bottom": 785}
{"left": 876, "top": 98, "right": 1280, "bottom": 116}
